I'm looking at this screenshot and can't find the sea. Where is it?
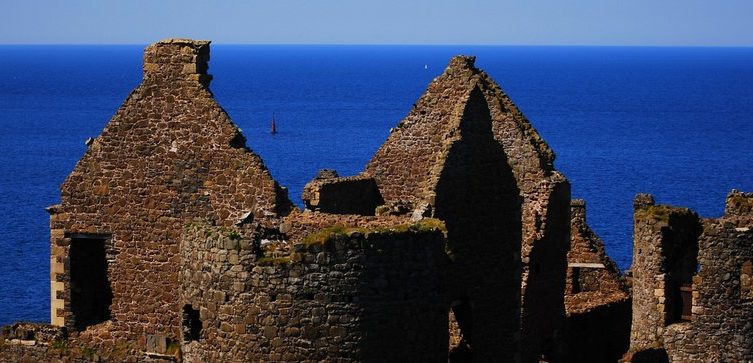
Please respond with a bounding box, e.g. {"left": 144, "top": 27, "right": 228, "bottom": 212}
{"left": 1, "top": 45, "right": 752, "bottom": 325}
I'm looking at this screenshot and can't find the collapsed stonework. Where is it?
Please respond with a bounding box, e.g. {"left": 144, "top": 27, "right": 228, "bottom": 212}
{"left": 564, "top": 200, "right": 631, "bottom": 362}
{"left": 625, "top": 191, "right": 753, "bottom": 362}
{"left": 1, "top": 38, "right": 749, "bottom": 362}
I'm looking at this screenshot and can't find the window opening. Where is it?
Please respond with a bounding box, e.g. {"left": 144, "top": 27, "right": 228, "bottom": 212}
{"left": 182, "top": 304, "right": 202, "bottom": 341}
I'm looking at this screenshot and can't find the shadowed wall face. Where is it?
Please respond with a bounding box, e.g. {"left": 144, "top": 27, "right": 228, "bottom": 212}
{"left": 564, "top": 200, "right": 632, "bottom": 362}
{"left": 435, "top": 87, "right": 522, "bottom": 361}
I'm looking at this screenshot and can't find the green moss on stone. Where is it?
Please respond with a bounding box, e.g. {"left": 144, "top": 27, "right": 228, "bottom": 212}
{"left": 642, "top": 205, "right": 672, "bottom": 222}
{"left": 637, "top": 205, "right": 695, "bottom": 223}
{"left": 256, "top": 256, "right": 293, "bottom": 265}
{"left": 300, "top": 218, "right": 446, "bottom": 247}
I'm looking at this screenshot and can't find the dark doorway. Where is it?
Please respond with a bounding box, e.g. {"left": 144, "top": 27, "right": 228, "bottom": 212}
{"left": 69, "top": 235, "right": 112, "bottom": 331}
{"left": 182, "top": 304, "right": 202, "bottom": 341}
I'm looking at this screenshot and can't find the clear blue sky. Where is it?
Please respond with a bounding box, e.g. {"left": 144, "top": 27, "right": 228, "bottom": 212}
{"left": 2, "top": 0, "right": 752, "bottom": 46}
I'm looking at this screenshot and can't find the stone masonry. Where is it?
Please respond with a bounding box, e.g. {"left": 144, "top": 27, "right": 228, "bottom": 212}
{"left": 1, "top": 38, "right": 751, "bottom": 362}
{"left": 364, "top": 55, "right": 570, "bottom": 361}
{"left": 626, "top": 191, "right": 753, "bottom": 361}
{"left": 22, "top": 38, "right": 453, "bottom": 362}
{"left": 301, "top": 169, "right": 383, "bottom": 216}
{"left": 46, "top": 39, "right": 293, "bottom": 350}
{"left": 179, "top": 216, "right": 448, "bottom": 362}
{"left": 564, "top": 200, "right": 631, "bottom": 362}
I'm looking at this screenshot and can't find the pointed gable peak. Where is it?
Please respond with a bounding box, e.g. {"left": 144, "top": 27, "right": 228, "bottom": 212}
{"left": 447, "top": 55, "right": 477, "bottom": 72}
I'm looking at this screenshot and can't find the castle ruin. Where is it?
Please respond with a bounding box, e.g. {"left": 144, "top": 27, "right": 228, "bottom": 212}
{"left": 625, "top": 191, "right": 753, "bottom": 361}
{"left": 0, "top": 38, "right": 751, "bottom": 362}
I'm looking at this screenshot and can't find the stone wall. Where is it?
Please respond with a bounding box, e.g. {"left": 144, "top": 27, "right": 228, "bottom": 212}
{"left": 0, "top": 322, "right": 155, "bottom": 362}
{"left": 364, "top": 55, "right": 570, "bottom": 361}
{"left": 365, "top": 56, "right": 556, "bottom": 204}
{"left": 565, "top": 200, "right": 629, "bottom": 313}
{"left": 564, "top": 200, "right": 631, "bottom": 362}
{"left": 726, "top": 189, "right": 753, "bottom": 224}
{"left": 431, "top": 85, "right": 523, "bottom": 361}
{"left": 301, "top": 170, "right": 383, "bottom": 215}
{"left": 518, "top": 177, "right": 570, "bottom": 361}
{"left": 629, "top": 194, "right": 701, "bottom": 351}
{"left": 627, "top": 191, "right": 753, "bottom": 361}
{"left": 47, "top": 39, "right": 292, "bottom": 350}
{"left": 179, "top": 219, "right": 449, "bottom": 362}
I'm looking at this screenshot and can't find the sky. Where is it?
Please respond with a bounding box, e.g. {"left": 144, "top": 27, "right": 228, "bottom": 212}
{"left": 1, "top": 0, "right": 752, "bottom": 46}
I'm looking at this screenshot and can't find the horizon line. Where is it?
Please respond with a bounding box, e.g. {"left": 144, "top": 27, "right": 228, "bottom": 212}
{"left": 1, "top": 42, "right": 752, "bottom": 48}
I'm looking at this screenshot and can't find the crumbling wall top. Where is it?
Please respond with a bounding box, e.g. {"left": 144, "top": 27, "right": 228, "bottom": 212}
{"left": 566, "top": 199, "right": 629, "bottom": 315}
{"left": 633, "top": 194, "right": 656, "bottom": 209}
{"left": 447, "top": 55, "right": 477, "bottom": 71}
{"left": 301, "top": 169, "right": 384, "bottom": 216}
{"left": 571, "top": 199, "right": 587, "bottom": 222}
{"left": 725, "top": 189, "right": 753, "bottom": 220}
{"left": 143, "top": 38, "right": 212, "bottom": 86}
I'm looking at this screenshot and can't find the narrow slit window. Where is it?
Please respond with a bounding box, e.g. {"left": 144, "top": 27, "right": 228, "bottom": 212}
{"left": 183, "top": 304, "right": 202, "bottom": 341}
{"left": 571, "top": 267, "right": 581, "bottom": 294}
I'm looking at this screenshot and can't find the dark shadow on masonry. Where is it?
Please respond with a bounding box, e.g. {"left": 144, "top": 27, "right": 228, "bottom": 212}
{"left": 435, "top": 86, "right": 522, "bottom": 362}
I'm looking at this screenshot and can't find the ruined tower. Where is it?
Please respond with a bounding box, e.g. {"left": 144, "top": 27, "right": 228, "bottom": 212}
{"left": 627, "top": 191, "right": 753, "bottom": 361}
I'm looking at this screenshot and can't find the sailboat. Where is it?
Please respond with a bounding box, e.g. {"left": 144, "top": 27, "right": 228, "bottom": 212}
{"left": 271, "top": 113, "right": 277, "bottom": 135}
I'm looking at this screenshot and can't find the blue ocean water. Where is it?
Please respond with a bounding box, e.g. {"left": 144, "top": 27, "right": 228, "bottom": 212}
{"left": 1, "top": 45, "right": 752, "bottom": 325}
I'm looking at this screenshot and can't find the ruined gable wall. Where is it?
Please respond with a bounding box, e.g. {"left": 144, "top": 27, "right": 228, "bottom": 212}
{"left": 565, "top": 200, "right": 629, "bottom": 315}
{"left": 365, "top": 56, "right": 556, "bottom": 205}
{"left": 564, "top": 200, "right": 631, "bottom": 362}
{"left": 365, "top": 56, "right": 570, "bottom": 360}
{"left": 49, "top": 39, "right": 291, "bottom": 347}
{"left": 478, "top": 60, "right": 571, "bottom": 362}
{"left": 432, "top": 85, "right": 523, "bottom": 361}
{"left": 479, "top": 67, "right": 571, "bottom": 361}
{"left": 365, "top": 57, "right": 478, "bottom": 204}
{"left": 180, "top": 220, "right": 448, "bottom": 362}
